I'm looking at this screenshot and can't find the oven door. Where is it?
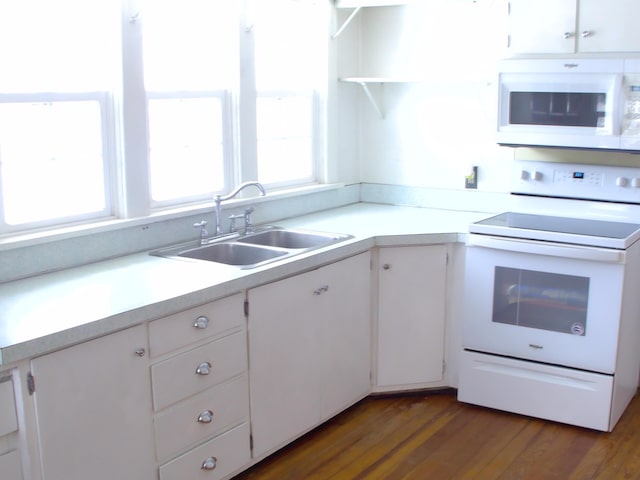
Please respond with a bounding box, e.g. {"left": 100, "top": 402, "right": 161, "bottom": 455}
{"left": 463, "top": 234, "right": 626, "bottom": 374}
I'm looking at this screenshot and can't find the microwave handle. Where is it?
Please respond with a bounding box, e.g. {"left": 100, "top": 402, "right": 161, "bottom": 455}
{"left": 467, "top": 234, "right": 626, "bottom": 264}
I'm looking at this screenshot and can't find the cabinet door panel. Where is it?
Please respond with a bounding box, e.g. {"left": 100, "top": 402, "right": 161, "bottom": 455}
{"left": 0, "top": 450, "right": 22, "bottom": 480}
{"left": 318, "top": 252, "right": 371, "bottom": 419}
{"left": 248, "top": 270, "right": 321, "bottom": 458}
{"left": 31, "top": 325, "right": 155, "bottom": 480}
{"left": 507, "top": 0, "right": 576, "bottom": 54}
{"left": 377, "top": 245, "right": 447, "bottom": 387}
{"left": 578, "top": 0, "right": 640, "bottom": 53}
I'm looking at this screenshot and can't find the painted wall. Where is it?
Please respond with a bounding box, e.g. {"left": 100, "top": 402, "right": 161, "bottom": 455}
{"left": 335, "top": 1, "right": 514, "bottom": 193}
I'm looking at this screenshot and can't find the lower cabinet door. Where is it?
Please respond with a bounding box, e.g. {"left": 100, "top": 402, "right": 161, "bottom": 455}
{"left": 31, "top": 325, "right": 156, "bottom": 480}
{"left": 0, "top": 450, "right": 22, "bottom": 480}
{"left": 158, "top": 423, "right": 250, "bottom": 480}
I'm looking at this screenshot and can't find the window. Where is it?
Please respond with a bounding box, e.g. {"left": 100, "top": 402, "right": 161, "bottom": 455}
{"left": 0, "top": 0, "right": 119, "bottom": 232}
{"left": 0, "top": 0, "right": 328, "bottom": 235}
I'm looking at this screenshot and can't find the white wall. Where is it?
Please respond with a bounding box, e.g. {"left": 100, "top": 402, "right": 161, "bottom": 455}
{"left": 335, "top": 1, "right": 515, "bottom": 193}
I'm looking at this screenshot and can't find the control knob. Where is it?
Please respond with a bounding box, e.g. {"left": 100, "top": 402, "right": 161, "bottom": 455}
{"left": 632, "top": 178, "right": 640, "bottom": 188}
{"left": 532, "top": 171, "right": 543, "bottom": 181}
{"left": 616, "top": 177, "right": 629, "bottom": 187}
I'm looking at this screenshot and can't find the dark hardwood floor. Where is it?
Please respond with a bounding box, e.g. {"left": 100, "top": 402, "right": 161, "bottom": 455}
{"left": 233, "top": 389, "right": 640, "bottom": 479}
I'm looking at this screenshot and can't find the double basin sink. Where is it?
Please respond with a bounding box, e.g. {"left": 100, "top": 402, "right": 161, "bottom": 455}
{"left": 151, "top": 227, "right": 353, "bottom": 269}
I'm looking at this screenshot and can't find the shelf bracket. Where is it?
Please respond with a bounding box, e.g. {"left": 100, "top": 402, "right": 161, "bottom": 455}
{"left": 357, "top": 81, "right": 385, "bottom": 119}
{"left": 332, "top": 6, "right": 362, "bottom": 39}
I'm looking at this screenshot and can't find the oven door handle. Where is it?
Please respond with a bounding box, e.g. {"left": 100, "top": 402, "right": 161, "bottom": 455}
{"left": 467, "top": 234, "right": 626, "bottom": 264}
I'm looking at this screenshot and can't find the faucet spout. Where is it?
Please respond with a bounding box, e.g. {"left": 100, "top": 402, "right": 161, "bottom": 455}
{"left": 214, "top": 181, "right": 266, "bottom": 236}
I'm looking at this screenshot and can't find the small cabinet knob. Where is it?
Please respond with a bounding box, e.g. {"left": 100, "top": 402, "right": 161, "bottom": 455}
{"left": 382, "top": 264, "right": 390, "bottom": 270}
{"left": 563, "top": 31, "right": 575, "bottom": 39}
{"left": 581, "top": 30, "right": 593, "bottom": 38}
{"left": 195, "top": 362, "right": 212, "bottom": 375}
{"left": 201, "top": 456, "right": 218, "bottom": 471}
{"left": 193, "top": 316, "right": 209, "bottom": 329}
{"left": 134, "top": 348, "right": 146, "bottom": 357}
{"left": 197, "top": 410, "right": 214, "bottom": 424}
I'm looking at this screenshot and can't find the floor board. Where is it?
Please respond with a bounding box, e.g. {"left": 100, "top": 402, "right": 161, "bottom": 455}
{"left": 233, "top": 390, "right": 640, "bottom": 479}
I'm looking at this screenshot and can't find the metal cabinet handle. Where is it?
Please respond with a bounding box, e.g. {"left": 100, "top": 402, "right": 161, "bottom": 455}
{"left": 134, "top": 348, "right": 146, "bottom": 357}
{"left": 193, "top": 316, "right": 209, "bottom": 329}
{"left": 382, "top": 263, "right": 390, "bottom": 270}
{"left": 563, "top": 31, "right": 574, "bottom": 39}
{"left": 201, "top": 456, "right": 218, "bottom": 471}
{"left": 313, "top": 285, "right": 329, "bottom": 295}
{"left": 581, "top": 30, "right": 593, "bottom": 38}
{"left": 197, "top": 410, "right": 214, "bottom": 424}
{"left": 195, "top": 362, "right": 212, "bottom": 375}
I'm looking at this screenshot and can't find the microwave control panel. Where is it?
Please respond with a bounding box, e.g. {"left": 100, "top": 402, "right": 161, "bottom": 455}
{"left": 623, "top": 74, "right": 640, "bottom": 137}
{"left": 512, "top": 161, "right": 640, "bottom": 204}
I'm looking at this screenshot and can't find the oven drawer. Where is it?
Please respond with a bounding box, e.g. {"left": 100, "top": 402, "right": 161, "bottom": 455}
{"left": 458, "top": 350, "right": 614, "bottom": 431}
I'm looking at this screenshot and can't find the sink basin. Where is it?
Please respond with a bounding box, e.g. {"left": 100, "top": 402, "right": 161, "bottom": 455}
{"left": 238, "top": 228, "right": 350, "bottom": 249}
{"left": 159, "top": 242, "right": 287, "bottom": 268}
{"left": 151, "top": 226, "right": 352, "bottom": 269}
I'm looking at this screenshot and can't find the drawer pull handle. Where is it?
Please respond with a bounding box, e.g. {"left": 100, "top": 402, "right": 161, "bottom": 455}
{"left": 193, "top": 316, "right": 209, "bottom": 329}
{"left": 201, "top": 456, "right": 218, "bottom": 471}
{"left": 134, "top": 348, "right": 146, "bottom": 357}
{"left": 313, "top": 285, "right": 329, "bottom": 295}
{"left": 195, "top": 362, "right": 212, "bottom": 375}
{"left": 197, "top": 410, "right": 214, "bottom": 424}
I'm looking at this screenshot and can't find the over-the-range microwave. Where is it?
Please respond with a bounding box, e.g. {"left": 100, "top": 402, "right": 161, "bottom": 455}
{"left": 497, "top": 58, "right": 640, "bottom": 151}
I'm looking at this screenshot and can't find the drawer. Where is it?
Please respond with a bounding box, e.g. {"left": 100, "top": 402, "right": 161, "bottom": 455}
{"left": 159, "top": 422, "right": 250, "bottom": 480}
{"left": 154, "top": 374, "right": 249, "bottom": 462}
{"left": 0, "top": 450, "right": 23, "bottom": 480}
{"left": 152, "top": 331, "right": 247, "bottom": 411}
{"left": 0, "top": 378, "right": 18, "bottom": 437}
{"left": 149, "top": 293, "right": 245, "bottom": 358}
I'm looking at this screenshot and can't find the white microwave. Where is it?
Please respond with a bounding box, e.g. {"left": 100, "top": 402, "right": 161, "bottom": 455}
{"left": 497, "top": 58, "right": 640, "bottom": 151}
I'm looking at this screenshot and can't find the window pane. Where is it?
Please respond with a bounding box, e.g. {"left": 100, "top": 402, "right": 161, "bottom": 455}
{"left": 142, "top": 0, "right": 236, "bottom": 205}
{"left": 252, "top": 0, "right": 324, "bottom": 185}
{"left": 0, "top": 0, "right": 118, "bottom": 92}
{"left": 148, "top": 98, "right": 225, "bottom": 202}
{"left": 142, "top": 0, "right": 237, "bottom": 91}
{"left": 0, "top": 101, "right": 106, "bottom": 224}
{"left": 256, "top": 96, "right": 313, "bottom": 183}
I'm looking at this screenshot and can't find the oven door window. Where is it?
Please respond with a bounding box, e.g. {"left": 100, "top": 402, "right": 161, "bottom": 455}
{"left": 492, "top": 267, "right": 589, "bottom": 335}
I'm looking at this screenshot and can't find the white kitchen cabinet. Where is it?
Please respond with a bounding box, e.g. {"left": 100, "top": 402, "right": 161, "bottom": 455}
{"left": 248, "top": 252, "right": 371, "bottom": 459}
{"left": 149, "top": 294, "right": 250, "bottom": 479}
{"left": 0, "top": 372, "right": 22, "bottom": 480}
{"left": 30, "top": 325, "right": 155, "bottom": 480}
{"left": 375, "top": 245, "right": 447, "bottom": 390}
{"left": 507, "top": 0, "right": 640, "bottom": 54}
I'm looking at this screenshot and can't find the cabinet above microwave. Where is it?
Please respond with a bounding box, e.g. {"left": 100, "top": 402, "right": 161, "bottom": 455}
{"left": 497, "top": 58, "right": 640, "bottom": 151}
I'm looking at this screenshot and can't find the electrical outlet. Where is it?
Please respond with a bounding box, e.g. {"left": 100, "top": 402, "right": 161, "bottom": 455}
{"left": 465, "top": 166, "right": 478, "bottom": 189}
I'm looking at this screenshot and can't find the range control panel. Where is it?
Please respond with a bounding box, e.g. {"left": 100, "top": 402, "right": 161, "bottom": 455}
{"left": 512, "top": 161, "right": 640, "bottom": 204}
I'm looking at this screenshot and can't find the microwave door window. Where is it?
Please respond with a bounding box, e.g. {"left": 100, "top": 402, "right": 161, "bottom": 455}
{"left": 492, "top": 267, "right": 590, "bottom": 336}
{"left": 509, "top": 92, "right": 605, "bottom": 127}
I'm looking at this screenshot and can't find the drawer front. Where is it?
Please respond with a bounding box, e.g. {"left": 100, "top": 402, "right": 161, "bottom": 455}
{"left": 149, "top": 293, "right": 245, "bottom": 358}
{"left": 0, "top": 450, "right": 23, "bottom": 480}
{"left": 159, "top": 422, "right": 250, "bottom": 480}
{"left": 0, "top": 378, "right": 18, "bottom": 437}
{"left": 152, "top": 331, "right": 247, "bottom": 411}
{"left": 154, "top": 375, "right": 249, "bottom": 461}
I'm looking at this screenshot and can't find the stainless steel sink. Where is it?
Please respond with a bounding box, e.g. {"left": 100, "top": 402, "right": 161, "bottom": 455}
{"left": 151, "top": 227, "right": 353, "bottom": 269}
{"left": 238, "top": 228, "right": 350, "bottom": 249}
{"left": 177, "top": 242, "right": 288, "bottom": 266}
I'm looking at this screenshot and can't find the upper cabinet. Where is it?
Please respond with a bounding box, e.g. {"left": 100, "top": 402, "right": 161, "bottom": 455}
{"left": 507, "top": 0, "right": 640, "bottom": 54}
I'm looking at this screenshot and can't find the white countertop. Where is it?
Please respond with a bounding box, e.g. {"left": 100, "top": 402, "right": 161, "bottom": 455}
{"left": 0, "top": 203, "right": 490, "bottom": 365}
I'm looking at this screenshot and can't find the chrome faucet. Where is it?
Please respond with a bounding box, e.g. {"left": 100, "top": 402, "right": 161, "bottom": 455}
{"left": 214, "top": 182, "right": 266, "bottom": 236}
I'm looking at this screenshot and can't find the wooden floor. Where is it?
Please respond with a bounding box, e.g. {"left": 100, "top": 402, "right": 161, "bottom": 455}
{"left": 234, "top": 390, "right": 640, "bottom": 479}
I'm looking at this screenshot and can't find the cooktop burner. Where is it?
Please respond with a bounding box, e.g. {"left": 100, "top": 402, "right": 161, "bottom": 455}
{"left": 471, "top": 212, "right": 640, "bottom": 249}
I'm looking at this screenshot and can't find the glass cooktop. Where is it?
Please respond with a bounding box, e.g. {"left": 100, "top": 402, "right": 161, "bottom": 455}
{"left": 471, "top": 212, "right": 640, "bottom": 249}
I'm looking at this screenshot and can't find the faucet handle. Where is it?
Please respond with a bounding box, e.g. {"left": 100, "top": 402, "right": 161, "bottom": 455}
{"left": 193, "top": 221, "right": 208, "bottom": 245}
{"left": 244, "top": 207, "right": 255, "bottom": 235}
{"left": 228, "top": 213, "right": 243, "bottom": 233}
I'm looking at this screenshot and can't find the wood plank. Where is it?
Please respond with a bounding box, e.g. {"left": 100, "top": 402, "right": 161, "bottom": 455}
{"left": 233, "top": 390, "right": 640, "bottom": 480}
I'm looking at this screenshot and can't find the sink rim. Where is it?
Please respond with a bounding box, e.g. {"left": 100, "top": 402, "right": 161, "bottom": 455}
{"left": 150, "top": 226, "right": 353, "bottom": 269}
